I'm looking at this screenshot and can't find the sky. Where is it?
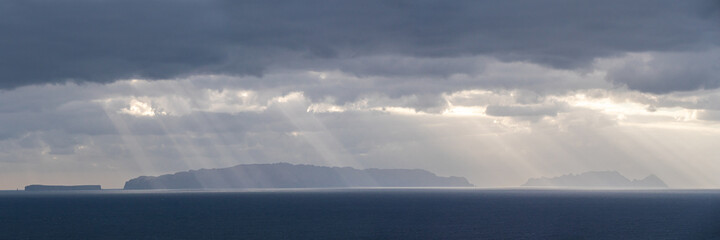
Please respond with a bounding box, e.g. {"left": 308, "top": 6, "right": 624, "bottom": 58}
{"left": 1, "top": 0, "right": 719, "bottom": 189}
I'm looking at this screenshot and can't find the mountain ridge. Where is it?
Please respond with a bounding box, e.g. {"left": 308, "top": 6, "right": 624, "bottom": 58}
{"left": 124, "top": 163, "right": 473, "bottom": 190}
{"left": 522, "top": 171, "right": 668, "bottom": 188}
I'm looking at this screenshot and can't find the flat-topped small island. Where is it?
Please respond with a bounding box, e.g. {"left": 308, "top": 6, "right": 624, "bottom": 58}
{"left": 24, "top": 185, "right": 101, "bottom": 191}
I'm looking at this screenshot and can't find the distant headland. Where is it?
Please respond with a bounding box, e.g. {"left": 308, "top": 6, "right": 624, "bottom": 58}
{"left": 25, "top": 185, "right": 102, "bottom": 191}
{"left": 124, "top": 163, "right": 473, "bottom": 190}
{"left": 522, "top": 171, "right": 668, "bottom": 189}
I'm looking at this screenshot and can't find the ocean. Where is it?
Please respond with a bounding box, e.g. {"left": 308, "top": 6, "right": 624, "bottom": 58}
{"left": 1, "top": 188, "right": 719, "bottom": 239}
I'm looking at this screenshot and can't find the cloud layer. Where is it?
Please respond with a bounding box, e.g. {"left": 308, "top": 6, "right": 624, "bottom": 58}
{"left": 2, "top": 0, "right": 718, "bottom": 93}
{"left": 2, "top": 78, "right": 720, "bottom": 189}
{"left": 2, "top": 1, "right": 720, "bottom": 189}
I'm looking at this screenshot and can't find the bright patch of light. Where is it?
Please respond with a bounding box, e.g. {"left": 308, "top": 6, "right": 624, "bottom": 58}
{"left": 306, "top": 102, "right": 425, "bottom": 116}
{"left": 442, "top": 106, "right": 485, "bottom": 116}
{"left": 676, "top": 109, "right": 698, "bottom": 122}
{"left": 561, "top": 93, "right": 689, "bottom": 121}
{"left": 274, "top": 92, "right": 304, "bottom": 103}
{"left": 119, "top": 99, "right": 160, "bottom": 117}
{"left": 307, "top": 103, "right": 346, "bottom": 113}
{"left": 205, "top": 89, "right": 266, "bottom": 113}
{"left": 308, "top": 71, "right": 328, "bottom": 80}
{"left": 567, "top": 94, "right": 647, "bottom": 115}
{"left": 371, "top": 106, "right": 422, "bottom": 115}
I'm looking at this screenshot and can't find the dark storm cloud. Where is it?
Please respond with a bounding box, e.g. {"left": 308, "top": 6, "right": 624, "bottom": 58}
{"left": 605, "top": 50, "right": 720, "bottom": 94}
{"left": 1, "top": 0, "right": 718, "bottom": 90}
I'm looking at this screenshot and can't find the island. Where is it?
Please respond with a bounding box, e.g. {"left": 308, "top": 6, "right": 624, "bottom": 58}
{"left": 522, "top": 171, "right": 668, "bottom": 188}
{"left": 124, "top": 163, "right": 473, "bottom": 190}
{"left": 25, "top": 185, "right": 102, "bottom": 191}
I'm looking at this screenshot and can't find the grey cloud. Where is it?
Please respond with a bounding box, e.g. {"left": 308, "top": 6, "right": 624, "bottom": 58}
{"left": 584, "top": 89, "right": 716, "bottom": 112}
{"left": 280, "top": 55, "right": 489, "bottom": 78}
{"left": 1, "top": 0, "right": 718, "bottom": 89}
{"left": 606, "top": 50, "right": 720, "bottom": 93}
{"left": 485, "top": 103, "right": 567, "bottom": 118}
{"left": 0, "top": 108, "right": 116, "bottom": 140}
{"left": 697, "top": 110, "right": 720, "bottom": 121}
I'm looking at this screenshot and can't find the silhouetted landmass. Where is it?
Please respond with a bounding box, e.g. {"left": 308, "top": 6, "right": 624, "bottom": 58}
{"left": 522, "top": 171, "right": 668, "bottom": 188}
{"left": 124, "top": 163, "right": 473, "bottom": 190}
{"left": 25, "top": 185, "right": 101, "bottom": 191}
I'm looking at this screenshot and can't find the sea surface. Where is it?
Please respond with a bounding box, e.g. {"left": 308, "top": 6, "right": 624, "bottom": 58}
{"left": 1, "top": 188, "right": 719, "bottom": 239}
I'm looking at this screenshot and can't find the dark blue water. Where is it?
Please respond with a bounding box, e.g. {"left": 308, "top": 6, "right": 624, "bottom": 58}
{"left": 1, "top": 189, "right": 719, "bottom": 239}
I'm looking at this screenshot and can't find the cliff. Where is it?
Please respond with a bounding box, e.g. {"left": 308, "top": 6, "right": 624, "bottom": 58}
{"left": 25, "top": 185, "right": 102, "bottom": 191}
{"left": 124, "top": 163, "right": 473, "bottom": 190}
{"left": 522, "top": 171, "right": 668, "bottom": 188}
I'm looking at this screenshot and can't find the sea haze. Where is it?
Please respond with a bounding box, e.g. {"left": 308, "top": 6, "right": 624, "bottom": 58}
{"left": 1, "top": 189, "right": 719, "bottom": 239}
